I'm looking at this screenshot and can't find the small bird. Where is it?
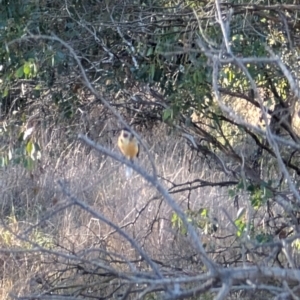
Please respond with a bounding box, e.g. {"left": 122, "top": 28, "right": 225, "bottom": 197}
{"left": 117, "top": 128, "right": 140, "bottom": 177}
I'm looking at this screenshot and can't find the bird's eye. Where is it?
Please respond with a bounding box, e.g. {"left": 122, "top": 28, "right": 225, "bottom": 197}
{"left": 123, "top": 132, "right": 129, "bottom": 138}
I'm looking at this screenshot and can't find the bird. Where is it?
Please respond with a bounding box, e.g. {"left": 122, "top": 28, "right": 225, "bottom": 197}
{"left": 117, "top": 128, "right": 139, "bottom": 177}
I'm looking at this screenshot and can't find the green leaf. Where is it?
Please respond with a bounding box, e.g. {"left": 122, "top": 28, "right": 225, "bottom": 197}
{"left": 23, "top": 63, "right": 31, "bottom": 75}
{"left": 171, "top": 212, "right": 178, "bottom": 225}
{"left": 26, "top": 140, "right": 35, "bottom": 156}
{"left": 256, "top": 233, "right": 273, "bottom": 244}
{"left": 146, "top": 47, "right": 153, "bottom": 56}
{"left": 2, "top": 87, "right": 9, "bottom": 97}
{"left": 153, "top": 68, "right": 162, "bottom": 82}
{"left": 292, "top": 239, "right": 300, "bottom": 251}
{"left": 55, "top": 51, "right": 66, "bottom": 62}
{"left": 149, "top": 64, "right": 155, "bottom": 80}
{"left": 247, "top": 184, "right": 255, "bottom": 192}
{"left": 0, "top": 156, "right": 7, "bottom": 167}
{"left": 32, "top": 89, "right": 41, "bottom": 98}
{"left": 228, "top": 189, "right": 235, "bottom": 197}
{"left": 23, "top": 157, "right": 34, "bottom": 170}
{"left": 13, "top": 157, "right": 21, "bottom": 165}
{"left": 199, "top": 208, "right": 209, "bottom": 217}
{"left": 234, "top": 219, "right": 246, "bottom": 237}
{"left": 15, "top": 66, "right": 24, "bottom": 78}
{"left": 163, "top": 108, "right": 173, "bottom": 121}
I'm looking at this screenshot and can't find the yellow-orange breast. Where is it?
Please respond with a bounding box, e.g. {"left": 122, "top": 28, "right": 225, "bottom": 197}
{"left": 118, "top": 136, "right": 139, "bottom": 160}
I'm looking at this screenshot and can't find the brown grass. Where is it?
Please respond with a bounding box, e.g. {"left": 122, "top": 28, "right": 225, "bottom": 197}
{"left": 0, "top": 122, "right": 289, "bottom": 299}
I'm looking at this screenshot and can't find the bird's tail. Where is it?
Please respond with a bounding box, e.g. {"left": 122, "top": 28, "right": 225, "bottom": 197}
{"left": 125, "top": 166, "right": 133, "bottom": 178}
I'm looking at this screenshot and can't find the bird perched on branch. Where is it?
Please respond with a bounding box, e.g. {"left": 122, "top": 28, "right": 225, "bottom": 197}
{"left": 117, "top": 128, "right": 139, "bottom": 177}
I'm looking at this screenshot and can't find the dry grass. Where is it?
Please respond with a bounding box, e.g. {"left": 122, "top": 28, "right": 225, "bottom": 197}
{"left": 0, "top": 123, "right": 290, "bottom": 299}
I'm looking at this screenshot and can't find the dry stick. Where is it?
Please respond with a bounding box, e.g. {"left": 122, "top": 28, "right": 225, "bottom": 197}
{"left": 215, "top": 279, "right": 232, "bottom": 300}
{"left": 212, "top": 1, "right": 297, "bottom": 297}
{"left": 5, "top": 213, "right": 300, "bottom": 299}
{"left": 215, "top": 0, "right": 232, "bottom": 54}
{"left": 232, "top": 53, "right": 300, "bottom": 204}
{"left": 0, "top": 222, "right": 125, "bottom": 278}
{"left": 195, "top": 35, "right": 300, "bottom": 151}
{"left": 235, "top": 53, "right": 300, "bottom": 206}
{"left": 78, "top": 134, "right": 216, "bottom": 274}
{"left": 57, "top": 180, "right": 163, "bottom": 279}
{"left": 214, "top": 5, "right": 300, "bottom": 297}
{"left": 163, "top": 279, "right": 216, "bottom": 300}
{"left": 210, "top": 51, "right": 233, "bottom": 300}
{"left": 212, "top": 1, "right": 300, "bottom": 208}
